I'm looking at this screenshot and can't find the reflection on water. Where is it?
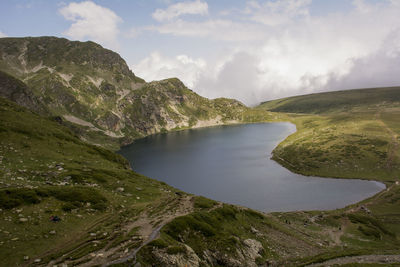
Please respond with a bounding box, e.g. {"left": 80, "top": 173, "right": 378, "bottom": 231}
{"left": 119, "top": 123, "right": 385, "bottom": 212}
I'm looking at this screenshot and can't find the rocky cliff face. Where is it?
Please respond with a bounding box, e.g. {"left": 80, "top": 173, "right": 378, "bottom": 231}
{"left": 0, "top": 36, "right": 248, "bottom": 146}
{"left": 0, "top": 70, "right": 46, "bottom": 114}
{"left": 118, "top": 78, "right": 247, "bottom": 143}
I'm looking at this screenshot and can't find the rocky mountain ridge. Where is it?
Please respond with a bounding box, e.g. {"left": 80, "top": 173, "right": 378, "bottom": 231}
{"left": 0, "top": 36, "right": 248, "bottom": 148}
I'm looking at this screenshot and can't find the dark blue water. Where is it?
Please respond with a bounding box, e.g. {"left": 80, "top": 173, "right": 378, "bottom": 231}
{"left": 119, "top": 123, "right": 385, "bottom": 212}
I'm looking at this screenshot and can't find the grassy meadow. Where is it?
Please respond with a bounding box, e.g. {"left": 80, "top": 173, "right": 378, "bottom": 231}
{"left": 258, "top": 88, "right": 400, "bottom": 181}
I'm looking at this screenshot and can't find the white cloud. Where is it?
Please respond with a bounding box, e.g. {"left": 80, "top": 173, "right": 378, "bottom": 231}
{"left": 144, "top": 1, "right": 400, "bottom": 104}
{"left": 0, "top": 31, "right": 7, "bottom": 38}
{"left": 323, "top": 29, "right": 400, "bottom": 91}
{"left": 246, "top": 0, "right": 312, "bottom": 26}
{"left": 196, "top": 52, "right": 265, "bottom": 105}
{"left": 152, "top": 0, "right": 208, "bottom": 22}
{"left": 147, "top": 0, "right": 311, "bottom": 41}
{"left": 148, "top": 19, "right": 265, "bottom": 41}
{"left": 59, "top": 1, "right": 122, "bottom": 49}
{"left": 132, "top": 52, "right": 206, "bottom": 88}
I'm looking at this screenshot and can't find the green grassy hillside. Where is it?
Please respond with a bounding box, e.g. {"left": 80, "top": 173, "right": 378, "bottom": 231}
{"left": 252, "top": 87, "right": 400, "bottom": 265}
{"left": 0, "top": 96, "right": 192, "bottom": 266}
{"left": 257, "top": 87, "right": 400, "bottom": 181}
{"left": 260, "top": 87, "right": 400, "bottom": 114}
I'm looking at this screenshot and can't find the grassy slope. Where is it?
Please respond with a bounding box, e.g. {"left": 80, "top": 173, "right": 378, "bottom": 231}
{"left": 260, "top": 86, "right": 400, "bottom": 114}
{"left": 138, "top": 202, "right": 323, "bottom": 266}
{"left": 0, "top": 96, "right": 191, "bottom": 266}
{"left": 254, "top": 87, "right": 400, "bottom": 265}
{"left": 258, "top": 87, "right": 400, "bottom": 181}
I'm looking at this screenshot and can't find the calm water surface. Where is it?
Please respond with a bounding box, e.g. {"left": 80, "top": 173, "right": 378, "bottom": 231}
{"left": 119, "top": 123, "right": 385, "bottom": 212}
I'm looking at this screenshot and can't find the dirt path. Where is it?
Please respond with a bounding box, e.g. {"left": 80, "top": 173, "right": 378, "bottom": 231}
{"left": 42, "top": 195, "right": 193, "bottom": 267}
{"left": 307, "top": 254, "right": 400, "bottom": 266}
{"left": 74, "top": 195, "right": 194, "bottom": 267}
{"left": 103, "top": 222, "right": 164, "bottom": 266}
{"left": 103, "top": 195, "right": 194, "bottom": 266}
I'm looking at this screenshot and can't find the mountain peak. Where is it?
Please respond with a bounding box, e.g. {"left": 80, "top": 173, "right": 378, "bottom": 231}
{"left": 0, "top": 36, "right": 249, "bottom": 147}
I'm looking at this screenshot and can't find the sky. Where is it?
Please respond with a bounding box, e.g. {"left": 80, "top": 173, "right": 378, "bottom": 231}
{"left": 1, "top": 0, "right": 400, "bottom": 105}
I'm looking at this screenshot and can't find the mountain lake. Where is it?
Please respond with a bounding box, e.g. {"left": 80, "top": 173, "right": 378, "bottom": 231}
{"left": 119, "top": 122, "right": 385, "bottom": 212}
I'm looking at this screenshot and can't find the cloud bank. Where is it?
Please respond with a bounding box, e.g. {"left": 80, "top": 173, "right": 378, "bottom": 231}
{"left": 133, "top": 52, "right": 206, "bottom": 88}
{"left": 134, "top": 0, "right": 400, "bottom": 105}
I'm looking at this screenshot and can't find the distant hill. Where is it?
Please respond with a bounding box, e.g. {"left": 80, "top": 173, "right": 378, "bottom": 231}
{"left": 0, "top": 37, "right": 248, "bottom": 147}
{"left": 258, "top": 87, "right": 400, "bottom": 114}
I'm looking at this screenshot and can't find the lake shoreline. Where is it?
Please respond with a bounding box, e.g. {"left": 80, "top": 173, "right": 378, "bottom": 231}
{"left": 119, "top": 122, "right": 385, "bottom": 212}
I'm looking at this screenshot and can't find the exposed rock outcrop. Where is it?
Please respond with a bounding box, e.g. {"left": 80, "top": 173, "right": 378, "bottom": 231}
{"left": 0, "top": 37, "right": 248, "bottom": 147}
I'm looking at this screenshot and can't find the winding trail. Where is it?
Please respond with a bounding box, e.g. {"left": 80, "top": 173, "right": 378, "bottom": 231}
{"left": 103, "top": 223, "right": 164, "bottom": 266}
{"left": 101, "top": 195, "right": 194, "bottom": 267}
{"left": 42, "top": 195, "right": 193, "bottom": 267}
